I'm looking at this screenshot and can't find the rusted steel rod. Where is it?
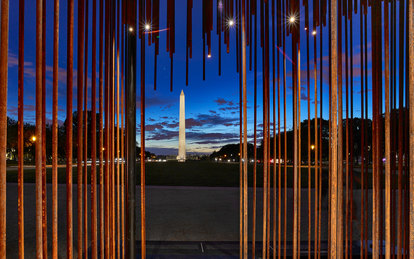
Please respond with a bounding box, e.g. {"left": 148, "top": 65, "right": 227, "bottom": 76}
{"left": 337, "top": 0, "right": 343, "bottom": 255}
{"left": 83, "top": 0, "right": 89, "bottom": 256}
{"left": 329, "top": 0, "right": 338, "bottom": 257}
{"left": 238, "top": 0, "right": 243, "bottom": 257}
{"left": 348, "top": 5, "right": 354, "bottom": 256}
{"left": 116, "top": 0, "right": 121, "bottom": 257}
{"left": 121, "top": 9, "right": 125, "bottom": 259}
{"left": 409, "top": 0, "right": 414, "bottom": 255}
{"left": 0, "top": 0, "right": 8, "bottom": 258}
{"left": 66, "top": 1, "right": 74, "bottom": 258}
{"left": 252, "top": 0, "right": 257, "bottom": 256}
{"left": 276, "top": 0, "right": 282, "bottom": 257}
{"left": 242, "top": 1, "right": 248, "bottom": 257}
{"left": 35, "top": 0, "right": 44, "bottom": 258}
{"left": 98, "top": 0, "right": 104, "bottom": 256}
{"left": 140, "top": 0, "right": 146, "bottom": 257}
{"left": 77, "top": 0, "right": 85, "bottom": 257}
{"left": 41, "top": 0, "right": 47, "bottom": 257}
{"left": 18, "top": 0, "right": 25, "bottom": 257}
{"left": 52, "top": 0, "right": 59, "bottom": 257}
{"left": 397, "top": 0, "right": 405, "bottom": 256}
{"left": 125, "top": 0, "right": 137, "bottom": 257}
{"left": 305, "top": 0, "right": 311, "bottom": 256}
{"left": 91, "top": 0, "right": 97, "bottom": 256}
{"left": 384, "top": 0, "right": 391, "bottom": 257}
{"left": 271, "top": 0, "right": 276, "bottom": 256}
{"left": 283, "top": 0, "right": 287, "bottom": 256}
{"left": 318, "top": 2, "right": 323, "bottom": 254}
{"left": 312, "top": 6, "right": 318, "bottom": 258}
{"left": 104, "top": 0, "right": 110, "bottom": 256}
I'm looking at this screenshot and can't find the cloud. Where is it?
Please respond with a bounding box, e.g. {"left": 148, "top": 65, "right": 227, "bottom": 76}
{"left": 214, "top": 98, "right": 234, "bottom": 106}
{"left": 137, "top": 96, "right": 176, "bottom": 109}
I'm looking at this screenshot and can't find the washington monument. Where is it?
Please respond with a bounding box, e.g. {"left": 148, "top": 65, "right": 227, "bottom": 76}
{"left": 177, "top": 90, "right": 186, "bottom": 162}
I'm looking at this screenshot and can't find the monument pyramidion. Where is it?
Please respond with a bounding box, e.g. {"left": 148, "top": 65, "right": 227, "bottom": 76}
{"left": 177, "top": 90, "right": 186, "bottom": 162}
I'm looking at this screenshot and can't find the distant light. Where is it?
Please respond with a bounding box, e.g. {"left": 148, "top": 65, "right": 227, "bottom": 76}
{"left": 129, "top": 27, "right": 134, "bottom": 32}
{"left": 304, "top": 27, "right": 308, "bottom": 31}
{"left": 218, "top": 1, "right": 223, "bottom": 10}
{"left": 289, "top": 16, "right": 295, "bottom": 23}
{"left": 312, "top": 30, "right": 317, "bottom": 36}
{"left": 207, "top": 54, "right": 211, "bottom": 58}
{"left": 31, "top": 135, "right": 36, "bottom": 142}
{"left": 228, "top": 19, "right": 235, "bottom": 27}
{"left": 144, "top": 24, "right": 151, "bottom": 32}
{"left": 311, "top": 145, "right": 315, "bottom": 150}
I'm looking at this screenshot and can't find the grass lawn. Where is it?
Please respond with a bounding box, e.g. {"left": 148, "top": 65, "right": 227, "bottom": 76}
{"left": 6, "top": 160, "right": 369, "bottom": 189}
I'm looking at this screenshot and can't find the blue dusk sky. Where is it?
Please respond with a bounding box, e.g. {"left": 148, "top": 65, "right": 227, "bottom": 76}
{"left": 6, "top": 0, "right": 405, "bottom": 155}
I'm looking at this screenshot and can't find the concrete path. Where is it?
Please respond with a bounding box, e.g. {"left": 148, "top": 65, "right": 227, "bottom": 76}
{"left": 5, "top": 184, "right": 369, "bottom": 258}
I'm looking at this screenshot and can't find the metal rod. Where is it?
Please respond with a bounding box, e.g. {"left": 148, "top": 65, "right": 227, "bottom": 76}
{"left": 409, "top": 0, "right": 414, "bottom": 255}
{"left": 329, "top": 0, "right": 338, "bottom": 256}
{"left": 52, "top": 0, "right": 59, "bottom": 257}
{"left": 242, "top": 1, "right": 248, "bottom": 258}
{"left": 17, "top": 0, "right": 25, "bottom": 257}
{"left": 41, "top": 0, "right": 47, "bottom": 257}
{"left": 116, "top": 0, "right": 121, "bottom": 257}
{"left": 140, "top": 0, "right": 146, "bottom": 256}
{"left": 77, "top": 0, "right": 85, "bottom": 256}
{"left": 252, "top": 0, "right": 257, "bottom": 257}
{"left": 0, "top": 0, "right": 8, "bottom": 258}
{"left": 384, "top": 0, "right": 391, "bottom": 257}
{"left": 98, "top": 0, "right": 104, "bottom": 256}
{"left": 121, "top": 8, "right": 125, "bottom": 259}
{"left": 84, "top": 0, "right": 90, "bottom": 257}
{"left": 125, "top": 0, "right": 137, "bottom": 257}
{"left": 83, "top": 0, "right": 89, "bottom": 256}
{"left": 36, "top": 0, "right": 44, "bottom": 257}
{"left": 91, "top": 0, "right": 98, "bottom": 256}
{"left": 66, "top": 1, "right": 74, "bottom": 258}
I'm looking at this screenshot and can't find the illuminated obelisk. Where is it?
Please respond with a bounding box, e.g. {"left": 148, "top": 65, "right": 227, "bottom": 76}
{"left": 177, "top": 90, "right": 186, "bottom": 162}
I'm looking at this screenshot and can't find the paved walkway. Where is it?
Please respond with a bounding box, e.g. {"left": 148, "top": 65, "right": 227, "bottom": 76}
{"left": 6, "top": 184, "right": 365, "bottom": 258}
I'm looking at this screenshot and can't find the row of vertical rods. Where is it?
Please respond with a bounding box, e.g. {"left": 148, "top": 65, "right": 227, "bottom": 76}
{"left": 1, "top": 0, "right": 414, "bottom": 258}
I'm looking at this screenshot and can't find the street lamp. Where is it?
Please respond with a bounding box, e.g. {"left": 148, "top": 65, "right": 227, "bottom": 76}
{"left": 31, "top": 135, "right": 36, "bottom": 142}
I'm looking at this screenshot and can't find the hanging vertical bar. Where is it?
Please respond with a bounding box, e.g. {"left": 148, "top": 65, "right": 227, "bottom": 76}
{"left": 83, "top": 0, "right": 89, "bottom": 256}
{"left": 271, "top": 0, "right": 277, "bottom": 256}
{"left": 121, "top": 8, "right": 126, "bottom": 259}
{"left": 98, "top": 0, "right": 104, "bottom": 256}
{"left": 125, "top": 0, "right": 137, "bottom": 258}
{"left": 77, "top": 0, "right": 85, "bottom": 256}
{"left": 371, "top": 0, "right": 381, "bottom": 256}
{"left": 91, "top": 0, "right": 98, "bottom": 256}
{"left": 336, "top": 0, "right": 343, "bottom": 255}
{"left": 140, "top": 0, "right": 147, "bottom": 256}
{"left": 66, "top": 1, "right": 74, "bottom": 258}
{"left": 0, "top": 0, "right": 8, "bottom": 258}
{"left": 312, "top": 4, "right": 318, "bottom": 257}
{"left": 262, "top": 1, "right": 269, "bottom": 257}
{"left": 115, "top": 0, "right": 120, "bottom": 257}
{"left": 17, "top": 0, "right": 25, "bottom": 257}
{"left": 384, "top": 0, "right": 391, "bottom": 257}
{"left": 41, "top": 0, "right": 47, "bottom": 257}
{"left": 35, "top": 0, "right": 44, "bottom": 258}
{"left": 252, "top": 0, "right": 257, "bottom": 256}
{"left": 282, "top": 0, "right": 287, "bottom": 256}
{"left": 52, "top": 0, "right": 59, "bottom": 257}
{"left": 104, "top": 0, "right": 110, "bottom": 256}
{"left": 329, "top": 0, "right": 338, "bottom": 257}
{"left": 241, "top": 1, "right": 248, "bottom": 258}
{"left": 409, "top": 0, "right": 414, "bottom": 254}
